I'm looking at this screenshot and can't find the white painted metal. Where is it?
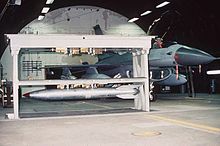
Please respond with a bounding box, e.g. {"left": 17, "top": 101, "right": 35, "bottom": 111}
{"left": 132, "top": 50, "right": 150, "bottom": 111}
{"left": 7, "top": 34, "right": 152, "bottom": 52}
{"left": 11, "top": 44, "right": 20, "bottom": 119}
{"left": 140, "top": 50, "right": 150, "bottom": 111}
{"left": 133, "top": 53, "right": 142, "bottom": 110}
{"left": 6, "top": 34, "right": 153, "bottom": 119}
{"left": 18, "top": 78, "right": 147, "bottom": 86}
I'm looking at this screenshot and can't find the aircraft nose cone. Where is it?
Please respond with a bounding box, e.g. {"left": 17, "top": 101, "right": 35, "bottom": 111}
{"left": 175, "top": 47, "right": 216, "bottom": 65}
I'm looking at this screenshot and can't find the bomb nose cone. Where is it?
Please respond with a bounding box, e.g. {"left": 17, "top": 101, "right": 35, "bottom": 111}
{"left": 175, "top": 47, "right": 216, "bottom": 65}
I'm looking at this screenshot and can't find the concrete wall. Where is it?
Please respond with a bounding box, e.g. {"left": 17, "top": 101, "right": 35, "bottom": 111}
{"left": 0, "top": 46, "right": 13, "bottom": 81}
{"left": 20, "top": 6, "right": 146, "bottom": 36}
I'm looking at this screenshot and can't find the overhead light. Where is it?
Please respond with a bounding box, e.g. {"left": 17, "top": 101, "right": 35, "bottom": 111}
{"left": 141, "top": 11, "right": 152, "bottom": 16}
{"left": 38, "top": 15, "right": 45, "bottom": 21}
{"left": 128, "top": 18, "right": 139, "bottom": 23}
{"left": 9, "top": 0, "right": 21, "bottom": 5}
{"left": 156, "top": 1, "right": 170, "bottom": 8}
{"left": 41, "top": 7, "right": 50, "bottom": 13}
{"left": 207, "top": 70, "right": 220, "bottom": 75}
{"left": 46, "top": 0, "right": 54, "bottom": 4}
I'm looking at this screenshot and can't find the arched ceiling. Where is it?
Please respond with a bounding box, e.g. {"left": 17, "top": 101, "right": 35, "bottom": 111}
{"left": 0, "top": 0, "right": 219, "bottom": 57}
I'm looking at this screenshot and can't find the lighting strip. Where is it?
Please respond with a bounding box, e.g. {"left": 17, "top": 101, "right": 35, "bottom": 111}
{"left": 141, "top": 11, "right": 152, "bottom": 16}
{"left": 38, "top": 15, "right": 45, "bottom": 21}
{"left": 207, "top": 70, "right": 220, "bottom": 75}
{"left": 41, "top": 7, "right": 50, "bottom": 13}
{"left": 46, "top": 0, "right": 54, "bottom": 4}
{"left": 128, "top": 17, "right": 139, "bottom": 23}
{"left": 156, "top": 1, "right": 170, "bottom": 8}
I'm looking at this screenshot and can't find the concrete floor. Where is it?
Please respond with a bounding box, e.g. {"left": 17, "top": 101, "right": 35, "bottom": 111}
{"left": 0, "top": 93, "right": 220, "bottom": 146}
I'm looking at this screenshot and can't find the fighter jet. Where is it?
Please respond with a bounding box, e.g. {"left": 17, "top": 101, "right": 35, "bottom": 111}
{"left": 96, "top": 43, "right": 216, "bottom": 85}
{"left": 93, "top": 24, "right": 216, "bottom": 87}
{"left": 149, "top": 42, "right": 215, "bottom": 67}
{"left": 46, "top": 25, "right": 216, "bottom": 87}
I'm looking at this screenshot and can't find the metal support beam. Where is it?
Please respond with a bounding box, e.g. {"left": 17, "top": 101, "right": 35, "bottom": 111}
{"left": 133, "top": 53, "right": 142, "bottom": 110}
{"left": 132, "top": 50, "right": 150, "bottom": 111}
{"left": 140, "top": 50, "right": 150, "bottom": 111}
{"left": 12, "top": 46, "right": 19, "bottom": 119}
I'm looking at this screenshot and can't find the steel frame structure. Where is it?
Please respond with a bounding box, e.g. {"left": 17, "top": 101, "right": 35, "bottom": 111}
{"left": 6, "top": 34, "right": 153, "bottom": 119}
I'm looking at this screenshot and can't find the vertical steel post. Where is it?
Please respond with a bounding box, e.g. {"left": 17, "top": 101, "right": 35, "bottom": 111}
{"left": 133, "top": 52, "right": 141, "bottom": 110}
{"left": 12, "top": 47, "right": 20, "bottom": 119}
{"left": 140, "top": 50, "right": 150, "bottom": 111}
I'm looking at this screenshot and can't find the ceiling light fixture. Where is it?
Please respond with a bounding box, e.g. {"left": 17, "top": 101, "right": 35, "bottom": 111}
{"left": 41, "top": 7, "right": 50, "bottom": 13}
{"left": 156, "top": 1, "right": 170, "bottom": 8}
{"left": 9, "top": 0, "right": 21, "bottom": 5}
{"left": 141, "top": 11, "right": 152, "bottom": 16}
{"left": 38, "top": 15, "right": 45, "bottom": 21}
{"left": 46, "top": 0, "right": 54, "bottom": 4}
{"left": 128, "top": 17, "right": 139, "bottom": 23}
{"left": 207, "top": 70, "right": 220, "bottom": 75}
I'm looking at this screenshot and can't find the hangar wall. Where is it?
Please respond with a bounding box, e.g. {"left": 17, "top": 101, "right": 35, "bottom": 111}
{"left": 1, "top": 46, "right": 13, "bottom": 81}
{"left": 20, "top": 5, "right": 146, "bottom": 35}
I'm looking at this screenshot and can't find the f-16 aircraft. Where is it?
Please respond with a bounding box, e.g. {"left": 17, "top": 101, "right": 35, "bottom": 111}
{"left": 93, "top": 25, "right": 215, "bottom": 86}
{"left": 95, "top": 45, "right": 215, "bottom": 85}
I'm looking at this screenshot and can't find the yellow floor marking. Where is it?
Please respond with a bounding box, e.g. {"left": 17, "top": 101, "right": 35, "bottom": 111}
{"left": 147, "top": 115, "right": 220, "bottom": 134}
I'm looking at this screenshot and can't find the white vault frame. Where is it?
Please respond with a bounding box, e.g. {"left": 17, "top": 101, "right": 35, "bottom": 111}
{"left": 6, "top": 34, "right": 153, "bottom": 119}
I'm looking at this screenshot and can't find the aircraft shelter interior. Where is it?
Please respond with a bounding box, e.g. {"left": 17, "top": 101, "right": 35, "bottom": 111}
{"left": 0, "top": 2, "right": 220, "bottom": 145}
